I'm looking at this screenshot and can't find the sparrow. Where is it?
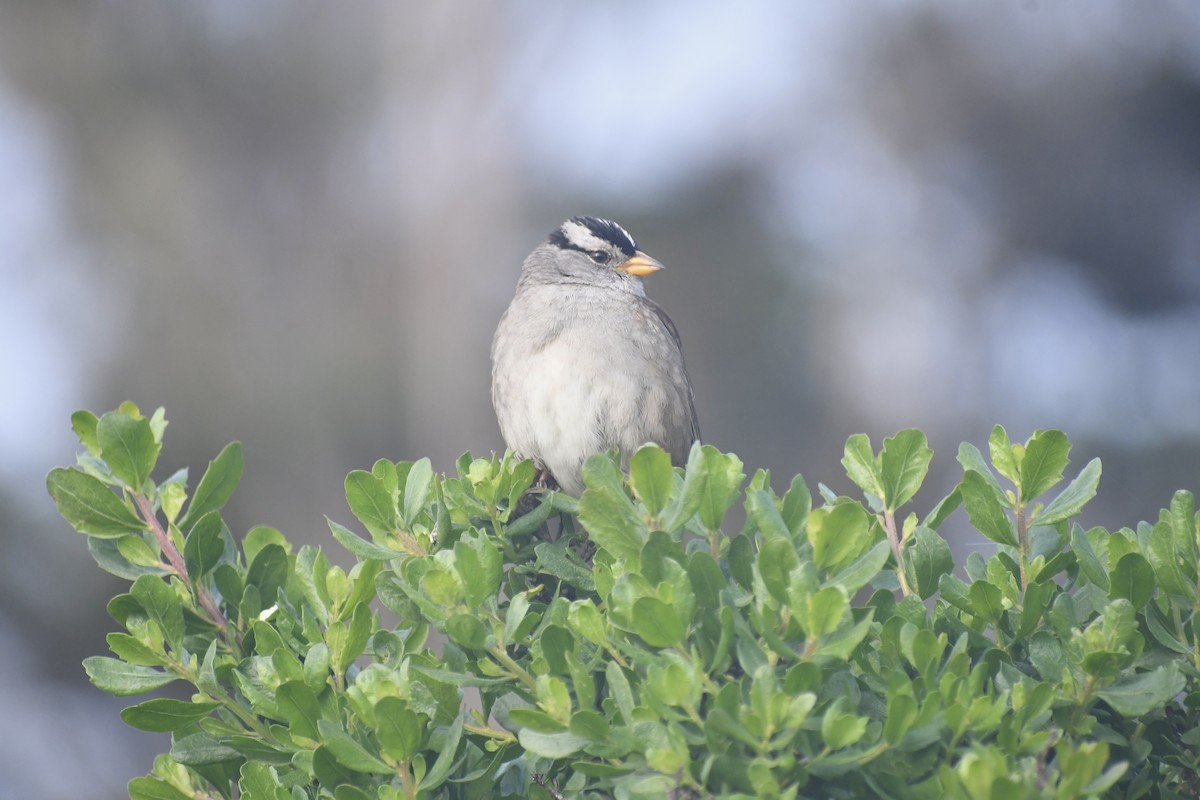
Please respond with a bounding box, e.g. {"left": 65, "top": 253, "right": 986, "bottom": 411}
{"left": 491, "top": 216, "right": 699, "bottom": 495}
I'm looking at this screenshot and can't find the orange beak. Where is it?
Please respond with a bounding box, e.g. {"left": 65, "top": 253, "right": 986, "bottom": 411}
{"left": 615, "top": 251, "right": 665, "bottom": 277}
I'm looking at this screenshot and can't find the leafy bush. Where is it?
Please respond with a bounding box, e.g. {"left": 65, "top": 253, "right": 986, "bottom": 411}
{"left": 48, "top": 404, "right": 1200, "bottom": 799}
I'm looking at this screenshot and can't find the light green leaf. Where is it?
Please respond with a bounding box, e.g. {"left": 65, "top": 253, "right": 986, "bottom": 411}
{"left": 71, "top": 409, "right": 101, "bottom": 456}
{"left": 632, "top": 596, "right": 684, "bottom": 647}
{"left": 402, "top": 458, "right": 433, "bottom": 527}
{"left": 578, "top": 458, "right": 647, "bottom": 563}
{"left": 128, "top": 777, "right": 192, "bottom": 800}
{"left": 806, "top": 586, "right": 849, "bottom": 638}
{"left": 629, "top": 444, "right": 675, "bottom": 518}
{"left": 83, "top": 656, "right": 179, "bottom": 696}
{"left": 987, "top": 425, "right": 1019, "bottom": 484}
{"left": 823, "top": 539, "right": 891, "bottom": 595}
{"left": 47, "top": 468, "right": 146, "bottom": 538}
{"left": 1019, "top": 430, "right": 1070, "bottom": 502}
{"left": 1037, "top": 458, "right": 1101, "bottom": 526}
{"left": 880, "top": 429, "right": 932, "bottom": 510}
{"left": 345, "top": 470, "right": 398, "bottom": 539}
{"left": 327, "top": 517, "right": 404, "bottom": 560}
{"left": 183, "top": 511, "right": 225, "bottom": 578}
{"left": 518, "top": 728, "right": 589, "bottom": 758}
{"left": 178, "top": 442, "right": 242, "bottom": 530}
{"left": 807, "top": 502, "right": 872, "bottom": 572}
{"left": 98, "top": 411, "right": 161, "bottom": 490}
{"left": 842, "top": 434, "right": 882, "bottom": 499}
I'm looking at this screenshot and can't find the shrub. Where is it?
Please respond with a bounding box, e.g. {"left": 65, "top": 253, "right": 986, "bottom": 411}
{"left": 48, "top": 404, "right": 1200, "bottom": 799}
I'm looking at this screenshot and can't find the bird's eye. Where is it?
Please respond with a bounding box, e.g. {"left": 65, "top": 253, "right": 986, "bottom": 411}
{"left": 590, "top": 250, "right": 610, "bottom": 264}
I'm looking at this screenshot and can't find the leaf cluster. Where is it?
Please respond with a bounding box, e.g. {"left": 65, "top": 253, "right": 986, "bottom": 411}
{"left": 48, "top": 409, "right": 1200, "bottom": 799}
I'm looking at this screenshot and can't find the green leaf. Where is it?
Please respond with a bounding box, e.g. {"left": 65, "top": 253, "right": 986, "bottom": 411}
{"left": 883, "top": 693, "right": 919, "bottom": 745}
{"left": 1019, "top": 430, "right": 1070, "bottom": 502}
{"left": 880, "top": 429, "right": 932, "bottom": 510}
{"left": 183, "top": 510, "right": 225, "bottom": 579}
{"left": 130, "top": 574, "right": 185, "bottom": 650}
{"left": 806, "top": 586, "right": 849, "bottom": 638}
{"left": 518, "top": 728, "right": 589, "bottom": 758}
{"left": 402, "top": 457, "right": 433, "bottom": 527}
{"left": 345, "top": 470, "right": 398, "bottom": 539}
{"left": 629, "top": 444, "right": 675, "bottom": 518}
{"left": 327, "top": 517, "right": 404, "bottom": 560}
{"left": 987, "top": 425, "right": 1019, "bottom": 484}
{"left": 842, "top": 433, "right": 882, "bottom": 500}
{"left": 422, "top": 711, "right": 464, "bottom": 791}
{"left": 823, "top": 539, "right": 891, "bottom": 595}
{"left": 960, "top": 470, "right": 1017, "bottom": 548}
{"left": 445, "top": 613, "right": 488, "bottom": 650}
{"left": 317, "top": 720, "right": 391, "bottom": 774}
{"left": 698, "top": 446, "right": 744, "bottom": 532}
{"left": 923, "top": 485, "right": 962, "bottom": 531}
{"left": 170, "top": 732, "right": 242, "bottom": 766}
{"left": 1108, "top": 552, "right": 1155, "bottom": 609}
{"left": 239, "top": 763, "right": 287, "bottom": 800}
{"left": 807, "top": 502, "right": 872, "bottom": 572}
{"left": 968, "top": 581, "right": 1004, "bottom": 625}
{"left": 120, "top": 698, "right": 219, "bottom": 732}
{"left": 47, "top": 468, "right": 146, "bottom": 538}
{"left": 376, "top": 697, "right": 425, "bottom": 760}
{"left": 245, "top": 544, "right": 289, "bottom": 607}
{"left": 71, "top": 409, "right": 102, "bottom": 456}
{"left": 687, "top": 551, "right": 726, "bottom": 610}
{"left": 276, "top": 680, "right": 323, "bottom": 740}
{"left": 578, "top": 458, "right": 647, "bottom": 563}
{"left": 1037, "top": 458, "right": 1101, "bottom": 526}
{"left": 178, "top": 441, "right": 243, "bottom": 530}
{"left": 632, "top": 597, "right": 684, "bottom": 647}
{"left": 1096, "top": 663, "right": 1186, "bottom": 717}
{"left": 83, "top": 656, "right": 179, "bottom": 696}
{"left": 128, "top": 777, "right": 192, "bottom": 800}
{"left": 746, "top": 489, "right": 790, "bottom": 541}
{"left": 534, "top": 541, "right": 596, "bottom": 592}
{"left": 781, "top": 474, "right": 812, "bottom": 538}
{"left": 97, "top": 411, "right": 161, "bottom": 489}
{"left": 1071, "top": 525, "right": 1110, "bottom": 590}
{"left": 905, "top": 526, "right": 953, "bottom": 600}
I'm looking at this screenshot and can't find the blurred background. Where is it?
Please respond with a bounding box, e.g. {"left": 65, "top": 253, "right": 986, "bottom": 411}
{"left": 3, "top": 1, "right": 1200, "bottom": 796}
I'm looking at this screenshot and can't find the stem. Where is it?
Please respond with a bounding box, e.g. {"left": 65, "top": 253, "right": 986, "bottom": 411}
{"left": 883, "top": 510, "right": 912, "bottom": 596}
{"left": 489, "top": 646, "right": 538, "bottom": 691}
{"left": 133, "top": 493, "right": 231, "bottom": 637}
{"left": 397, "top": 758, "right": 416, "bottom": 799}
{"left": 1015, "top": 501, "right": 1029, "bottom": 590}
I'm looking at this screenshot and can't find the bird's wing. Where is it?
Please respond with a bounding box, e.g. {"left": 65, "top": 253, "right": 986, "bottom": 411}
{"left": 640, "top": 296, "right": 701, "bottom": 446}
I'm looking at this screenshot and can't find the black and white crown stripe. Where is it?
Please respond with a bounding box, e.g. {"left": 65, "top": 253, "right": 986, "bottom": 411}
{"left": 549, "top": 216, "right": 637, "bottom": 258}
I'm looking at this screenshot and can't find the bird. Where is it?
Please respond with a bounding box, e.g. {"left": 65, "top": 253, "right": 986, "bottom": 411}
{"left": 491, "top": 215, "right": 700, "bottom": 496}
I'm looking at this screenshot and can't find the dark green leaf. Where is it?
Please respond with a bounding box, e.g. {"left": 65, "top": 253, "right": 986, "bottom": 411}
{"left": 534, "top": 541, "right": 596, "bottom": 592}
{"left": 445, "top": 613, "right": 488, "bottom": 650}
{"left": 120, "top": 698, "right": 219, "bottom": 732}
{"left": 904, "top": 526, "right": 953, "bottom": 600}
{"left": 317, "top": 720, "right": 391, "bottom": 773}
{"left": 823, "top": 539, "right": 891, "bottom": 595}
{"left": 178, "top": 442, "right": 243, "bottom": 530}
{"left": 87, "top": 536, "right": 166, "bottom": 580}
{"left": 47, "top": 468, "right": 146, "bottom": 538}
{"left": 245, "top": 544, "right": 288, "bottom": 607}
{"left": 276, "top": 680, "right": 322, "bottom": 740}
{"left": 1038, "top": 458, "right": 1101, "bottom": 526}
{"left": 1096, "top": 663, "right": 1186, "bottom": 717}
{"left": 880, "top": 429, "right": 932, "bottom": 510}
{"left": 629, "top": 444, "right": 675, "bottom": 518}
{"left": 1108, "top": 552, "right": 1155, "bottom": 609}
{"left": 170, "top": 732, "right": 242, "bottom": 766}
{"left": 923, "top": 486, "right": 962, "bottom": 531}
{"left": 183, "top": 511, "right": 225, "bottom": 579}
{"left": 130, "top": 574, "right": 185, "bottom": 650}
{"left": 97, "top": 411, "right": 161, "bottom": 489}
{"left": 687, "top": 551, "right": 725, "bottom": 610}
{"left": 960, "top": 470, "right": 1017, "bottom": 547}
{"left": 83, "top": 656, "right": 178, "bottom": 696}
{"left": 1019, "top": 430, "right": 1070, "bottom": 502}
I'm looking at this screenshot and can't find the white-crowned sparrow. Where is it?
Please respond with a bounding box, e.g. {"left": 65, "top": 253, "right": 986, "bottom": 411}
{"left": 491, "top": 216, "right": 700, "bottom": 496}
